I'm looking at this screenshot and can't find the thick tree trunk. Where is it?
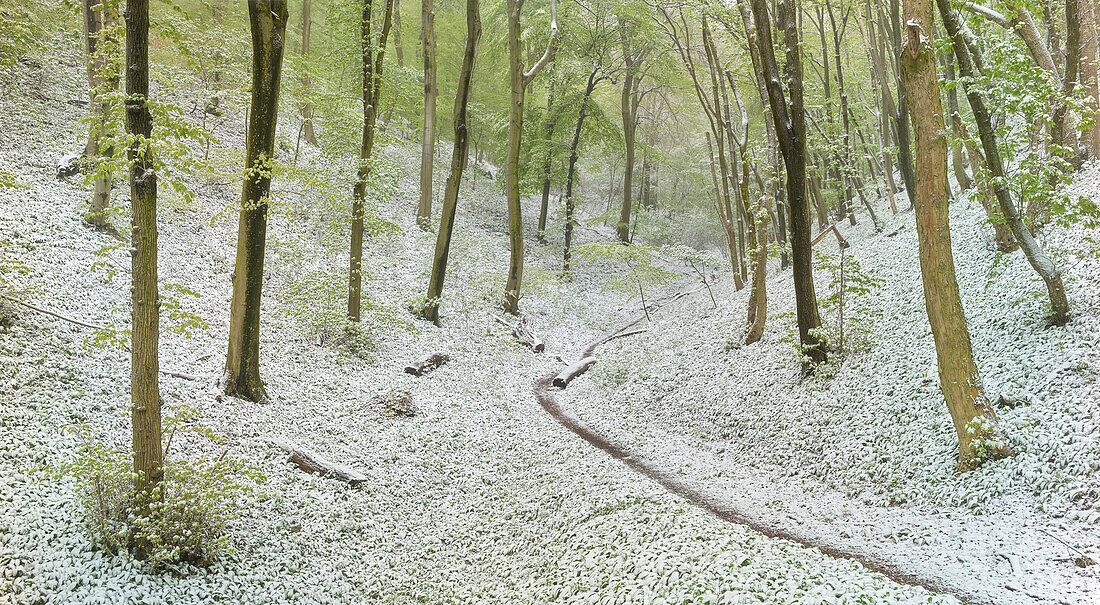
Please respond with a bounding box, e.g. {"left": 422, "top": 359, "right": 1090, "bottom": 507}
{"left": 422, "top": 0, "right": 480, "bottom": 325}
{"left": 750, "top": 0, "right": 826, "bottom": 369}
{"left": 349, "top": 0, "right": 395, "bottom": 321}
{"left": 888, "top": 0, "right": 918, "bottom": 209}
{"left": 124, "top": 0, "right": 162, "bottom": 498}
{"left": 416, "top": 0, "right": 437, "bottom": 229}
{"left": 225, "top": 0, "right": 289, "bottom": 403}
{"left": 900, "top": 0, "right": 1011, "bottom": 471}
{"left": 300, "top": 0, "right": 318, "bottom": 146}
{"left": 939, "top": 0, "right": 1072, "bottom": 324}
{"left": 503, "top": 0, "right": 556, "bottom": 315}
{"left": 83, "top": 0, "right": 119, "bottom": 232}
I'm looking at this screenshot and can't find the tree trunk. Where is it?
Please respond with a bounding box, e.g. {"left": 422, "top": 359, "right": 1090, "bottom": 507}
{"left": 503, "top": 0, "right": 557, "bottom": 314}
{"left": 564, "top": 69, "right": 603, "bottom": 273}
{"left": 124, "top": 0, "right": 162, "bottom": 499}
{"left": 416, "top": 0, "right": 437, "bottom": 229}
{"left": 1052, "top": 0, "right": 1082, "bottom": 159}
{"left": 1083, "top": 0, "right": 1100, "bottom": 159}
{"left": 938, "top": 0, "right": 1072, "bottom": 325}
{"left": 617, "top": 32, "right": 637, "bottom": 244}
{"left": 951, "top": 112, "right": 1018, "bottom": 252}
{"left": 422, "top": 0, "right": 480, "bottom": 325}
{"left": 83, "top": 0, "right": 119, "bottom": 232}
{"left": 300, "top": 0, "right": 318, "bottom": 146}
{"left": 349, "top": 0, "right": 395, "bottom": 321}
{"left": 750, "top": 0, "right": 826, "bottom": 370}
{"left": 393, "top": 0, "right": 404, "bottom": 67}
{"left": 941, "top": 52, "right": 971, "bottom": 190}
{"left": 225, "top": 0, "right": 289, "bottom": 402}
{"left": 538, "top": 74, "right": 557, "bottom": 244}
{"left": 900, "top": 0, "right": 1011, "bottom": 471}
{"left": 827, "top": 0, "right": 857, "bottom": 226}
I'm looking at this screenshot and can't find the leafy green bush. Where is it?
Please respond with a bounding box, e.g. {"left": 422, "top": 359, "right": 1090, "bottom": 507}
{"left": 58, "top": 415, "right": 262, "bottom": 571}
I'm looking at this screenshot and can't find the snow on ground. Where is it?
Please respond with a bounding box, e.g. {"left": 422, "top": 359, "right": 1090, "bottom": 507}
{"left": 0, "top": 34, "right": 954, "bottom": 605}
{"left": 564, "top": 170, "right": 1100, "bottom": 602}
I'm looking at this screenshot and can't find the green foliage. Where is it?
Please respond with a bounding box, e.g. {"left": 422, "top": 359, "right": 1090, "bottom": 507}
{"left": 0, "top": 1, "right": 67, "bottom": 65}
{"left": 278, "top": 267, "right": 414, "bottom": 355}
{"left": 56, "top": 416, "right": 263, "bottom": 571}
{"left": 573, "top": 242, "right": 676, "bottom": 308}
{"left": 814, "top": 250, "right": 883, "bottom": 355}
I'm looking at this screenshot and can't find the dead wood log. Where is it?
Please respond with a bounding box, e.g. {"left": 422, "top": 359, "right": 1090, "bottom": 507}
{"left": 552, "top": 356, "right": 598, "bottom": 388}
{"left": 404, "top": 351, "right": 449, "bottom": 376}
{"left": 271, "top": 439, "right": 368, "bottom": 485}
{"left": 493, "top": 315, "right": 545, "bottom": 352}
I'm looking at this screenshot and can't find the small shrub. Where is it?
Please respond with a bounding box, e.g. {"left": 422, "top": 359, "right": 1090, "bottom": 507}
{"left": 58, "top": 423, "right": 262, "bottom": 571}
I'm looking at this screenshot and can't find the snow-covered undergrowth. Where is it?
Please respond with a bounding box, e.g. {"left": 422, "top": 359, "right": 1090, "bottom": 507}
{"left": 0, "top": 36, "right": 952, "bottom": 605}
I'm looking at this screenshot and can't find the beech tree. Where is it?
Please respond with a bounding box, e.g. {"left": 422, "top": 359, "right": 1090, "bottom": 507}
{"left": 422, "top": 0, "right": 481, "bottom": 324}
{"left": 502, "top": 0, "right": 557, "bottom": 315}
{"left": 616, "top": 14, "right": 647, "bottom": 243}
{"left": 225, "top": 0, "right": 289, "bottom": 402}
{"left": 124, "top": 0, "right": 162, "bottom": 498}
{"left": 415, "top": 0, "right": 437, "bottom": 229}
{"left": 349, "top": 0, "right": 395, "bottom": 321}
{"left": 300, "top": 0, "right": 318, "bottom": 146}
{"left": 748, "top": 0, "right": 826, "bottom": 369}
{"left": 899, "top": 0, "right": 1010, "bottom": 471}
{"left": 82, "top": 0, "right": 120, "bottom": 233}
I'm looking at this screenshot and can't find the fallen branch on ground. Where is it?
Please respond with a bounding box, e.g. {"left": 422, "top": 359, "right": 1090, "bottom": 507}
{"left": 271, "top": 439, "right": 368, "bottom": 485}
{"left": 552, "top": 356, "right": 597, "bottom": 388}
{"left": 404, "top": 351, "right": 449, "bottom": 376}
{"left": 493, "top": 315, "right": 545, "bottom": 352}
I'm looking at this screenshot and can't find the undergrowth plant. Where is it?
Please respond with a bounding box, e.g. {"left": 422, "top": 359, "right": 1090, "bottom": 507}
{"left": 813, "top": 249, "right": 883, "bottom": 357}
{"left": 56, "top": 407, "right": 263, "bottom": 571}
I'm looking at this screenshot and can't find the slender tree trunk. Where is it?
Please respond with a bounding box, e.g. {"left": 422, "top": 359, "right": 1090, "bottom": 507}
{"left": 300, "top": 0, "right": 318, "bottom": 146}
{"left": 83, "top": 0, "right": 119, "bottom": 232}
{"left": 393, "top": 0, "right": 404, "bottom": 67}
{"left": 827, "top": 0, "right": 857, "bottom": 226}
{"left": 617, "top": 25, "right": 638, "bottom": 244}
{"left": 349, "top": 0, "right": 395, "bottom": 320}
{"left": 901, "top": 0, "right": 1011, "bottom": 471}
{"left": 951, "top": 112, "right": 1018, "bottom": 252}
{"left": 422, "top": 0, "right": 480, "bottom": 325}
{"left": 941, "top": 52, "right": 971, "bottom": 190}
{"left": 538, "top": 74, "right": 557, "bottom": 243}
{"left": 751, "top": 0, "right": 826, "bottom": 370}
{"left": 503, "top": 0, "right": 557, "bottom": 314}
{"left": 226, "top": 0, "right": 289, "bottom": 402}
{"left": 416, "top": 0, "right": 437, "bottom": 229}
{"left": 124, "top": 0, "right": 162, "bottom": 499}
{"left": 1053, "top": 0, "right": 1082, "bottom": 159}
{"left": 938, "top": 0, "right": 1072, "bottom": 324}
{"left": 564, "top": 69, "right": 603, "bottom": 273}
{"left": 1083, "top": 0, "right": 1100, "bottom": 159}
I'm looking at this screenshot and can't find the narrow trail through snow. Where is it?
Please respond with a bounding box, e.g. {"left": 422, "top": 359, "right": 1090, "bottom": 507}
{"left": 534, "top": 290, "right": 1061, "bottom": 605}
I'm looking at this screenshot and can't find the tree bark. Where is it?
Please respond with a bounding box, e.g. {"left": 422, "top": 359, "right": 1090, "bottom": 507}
{"left": 225, "top": 0, "right": 289, "bottom": 402}
{"left": 951, "top": 112, "right": 1018, "bottom": 252}
{"left": 349, "top": 0, "right": 395, "bottom": 321}
{"left": 616, "top": 17, "right": 641, "bottom": 244}
{"left": 503, "top": 0, "right": 557, "bottom": 315}
{"left": 416, "top": 0, "right": 437, "bottom": 229}
{"left": 900, "top": 0, "right": 1011, "bottom": 471}
{"left": 1083, "top": 0, "right": 1100, "bottom": 159}
{"left": 422, "top": 0, "right": 480, "bottom": 325}
{"left": 564, "top": 69, "right": 604, "bottom": 273}
{"left": 1053, "top": 0, "right": 1082, "bottom": 158}
{"left": 124, "top": 0, "right": 162, "bottom": 499}
{"left": 939, "top": 0, "right": 1072, "bottom": 324}
{"left": 750, "top": 0, "right": 826, "bottom": 370}
{"left": 827, "top": 0, "right": 857, "bottom": 226}
{"left": 941, "top": 52, "right": 971, "bottom": 190}
{"left": 538, "top": 74, "right": 558, "bottom": 244}
{"left": 300, "top": 0, "right": 318, "bottom": 146}
{"left": 83, "top": 0, "right": 120, "bottom": 232}
{"left": 887, "top": 0, "right": 918, "bottom": 209}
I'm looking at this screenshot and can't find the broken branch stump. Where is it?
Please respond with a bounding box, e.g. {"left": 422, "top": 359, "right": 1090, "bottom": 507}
{"left": 404, "top": 352, "right": 449, "bottom": 376}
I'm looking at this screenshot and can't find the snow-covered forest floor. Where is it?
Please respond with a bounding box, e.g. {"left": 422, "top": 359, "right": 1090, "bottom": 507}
{"left": 1, "top": 29, "right": 1098, "bottom": 605}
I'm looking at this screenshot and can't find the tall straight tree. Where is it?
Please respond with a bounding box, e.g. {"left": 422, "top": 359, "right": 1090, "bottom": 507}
{"left": 415, "top": 0, "right": 437, "bottom": 229}
{"left": 616, "top": 15, "right": 645, "bottom": 243}
{"left": 899, "top": 0, "right": 1011, "bottom": 470}
{"left": 83, "top": 0, "right": 120, "bottom": 233}
{"left": 124, "top": 0, "right": 162, "bottom": 498}
{"left": 300, "top": 0, "right": 318, "bottom": 146}
{"left": 502, "top": 0, "right": 557, "bottom": 314}
{"left": 749, "top": 0, "right": 826, "bottom": 369}
{"left": 937, "top": 0, "right": 1072, "bottom": 324}
{"left": 349, "top": 0, "right": 395, "bottom": 321}
{"left": 225, "top": 0, "right": 288, "bottom": 402}
{"left": 422, "top": 0, "right": 481, "bottom": 324}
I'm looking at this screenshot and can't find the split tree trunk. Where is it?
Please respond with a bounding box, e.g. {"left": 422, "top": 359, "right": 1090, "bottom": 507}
{"left": 422, "top": 0, "right": 480, "bottom": 325}
{"left": 415, "top": 0, "right": 437, "bottom": 229}
{"left": 899, "top": 0, "right": 1011, "bottom": 471}
{"left": 938, "top": 0, "right": 1072, "bottom": 325}
{"left": 502, "top": 0, "right": 557, "bottom": 315}
{"left": 225, "top": 0, "right": 289, "bottom": 402}
{"left": 750, "top": 0, "right": 826, "bottom": 369}
{"left": 349, "top": 0, "right": 395, "bottom": 321}
{"left": 124, "top": 0, "right": 162, "bottom": 498}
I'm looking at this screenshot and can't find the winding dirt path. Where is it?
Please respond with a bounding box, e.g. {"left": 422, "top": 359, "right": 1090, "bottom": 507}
{"left": 534, "top": 290, "right": 1070, "bottom": 605}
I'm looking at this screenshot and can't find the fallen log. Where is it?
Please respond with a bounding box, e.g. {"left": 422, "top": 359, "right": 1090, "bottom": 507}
{"left": 552, "top": 356, "right": 598, "bottom": 388}
{"left": 404, "top": 352, "right": 449, "bottom": 376}
{"left": 271, "top": 439, "right": 368, "bottom": 485}
{"left": 493, "top": 315, "right": 545, "bottom": 352}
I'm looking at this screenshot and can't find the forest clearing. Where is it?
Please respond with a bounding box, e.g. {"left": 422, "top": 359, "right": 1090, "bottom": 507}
{"left": 2, "top": 0, "right": 1100, "bottom": 603}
